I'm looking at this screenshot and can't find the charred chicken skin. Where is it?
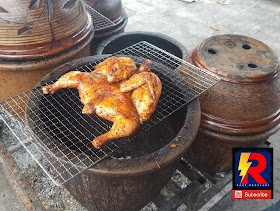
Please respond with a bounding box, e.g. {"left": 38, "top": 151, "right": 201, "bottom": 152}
{"left": 42, "top": 56, "right": 162, "bottom": 149}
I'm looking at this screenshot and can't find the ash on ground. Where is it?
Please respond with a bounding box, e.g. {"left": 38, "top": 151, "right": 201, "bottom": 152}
{"left": 12, "top": 147, "right": 87, "bottom": 211}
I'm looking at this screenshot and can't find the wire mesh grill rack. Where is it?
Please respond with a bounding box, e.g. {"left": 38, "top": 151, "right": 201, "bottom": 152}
{"left": 85, "top": 4, "right": 115, "bottom": 31}
{"left": 123, "top": 6, "right": 137, "bottom": 17}
{"left": 0, "top": 41, "right": 220, "bottom": 185}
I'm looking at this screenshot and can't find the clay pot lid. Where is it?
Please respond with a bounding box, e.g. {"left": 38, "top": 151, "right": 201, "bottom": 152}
{"left": 193, "top": 34, "right": 279, "bottom": 83}
{"left": 0, "top": 0, "right": 93, "bottom": 59}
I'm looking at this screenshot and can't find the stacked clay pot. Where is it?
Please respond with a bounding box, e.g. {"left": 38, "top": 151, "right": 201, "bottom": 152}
{"left": 183, "top": 34, "right": 280, "bottom": 174}
{"left": 84, "top": 0, "right": 128, "bottom": 54}
{"left": 0, "top": 0, "right": 94, "bottom": 101}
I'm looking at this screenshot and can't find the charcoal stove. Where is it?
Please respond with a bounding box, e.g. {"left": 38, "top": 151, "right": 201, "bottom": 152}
{"left": 0, "top": 41, "right": 220, "bottom": 210}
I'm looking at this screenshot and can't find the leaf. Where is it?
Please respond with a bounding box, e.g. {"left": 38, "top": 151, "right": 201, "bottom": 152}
{"left": 0, "top": 6, "right": 8, "bottom": 13}
{"left": 210, "top": 25, "right": 219, "bottom": 31}
{"left": 29, "top": 0, "right": 40, "bottom": 9}
{"left": 44, "top": 205, "right": 50, "bottom": 210}
{"left": 45, "top": 0, "right": 53, "bottom": 21}
{"left": 63, "top": 0, "right": 77, "bottom": 10}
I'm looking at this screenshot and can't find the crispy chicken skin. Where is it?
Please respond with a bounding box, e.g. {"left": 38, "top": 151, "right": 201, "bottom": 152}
{"left": 42, "top": 56, "right": 162, "bottom": 149}
{"left": 92, "top": 56, "right": 138, "bottom": 83}
{"left": 120, "top": 60, "right": 162, "bottom": 123}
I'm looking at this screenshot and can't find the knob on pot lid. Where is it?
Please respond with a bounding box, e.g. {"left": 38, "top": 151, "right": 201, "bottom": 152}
{"left": 192, "top": 34, "right": 279, "bottom": 83}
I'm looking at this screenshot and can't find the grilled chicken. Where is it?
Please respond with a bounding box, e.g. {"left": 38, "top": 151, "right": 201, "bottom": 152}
{"left": 92, "top": 56, "right": 138, "bottom": 83}
{"left": 42, "top": 56, "right": 161, "bottom": 149}
{"left": 120, "top": 60, "right": 162, "bottom": 123}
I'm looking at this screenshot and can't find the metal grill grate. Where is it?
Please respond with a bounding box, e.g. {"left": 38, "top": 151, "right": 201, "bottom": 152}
{"left": 0, "top": 41, "right": 220, "bottom": 185}
{"left": 123, "top": 6, "right": 136, "bottom": 17}
{"left": 85, "top": 4, "right": 115, "bottom": 31}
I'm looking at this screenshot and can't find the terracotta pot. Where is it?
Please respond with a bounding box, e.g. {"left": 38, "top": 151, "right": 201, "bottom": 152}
{"left": 84, "top": 0, "right": 128, "bottom": 54}
{"left": 182, "top": 34, "right": 280, "bottom": 173}
{"left": 184, "top": 125, "right": 279, "bottom": 174}
{"left": 0, "top": 0, "right": 94, "bottom": 102}
{"left": 27, "top": 55, "right": 201, "bottom": 211}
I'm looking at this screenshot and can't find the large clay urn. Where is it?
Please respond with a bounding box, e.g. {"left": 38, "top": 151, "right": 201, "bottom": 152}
{"left": 84, "top": 0, "right": 128, "bottom": 54}
{"left": 183, "top": 34, "right": 280, "bottom": 174}
{"left": 26, "top": 55, "right": 201, "bottom": 211}
{"left": 0, "top": 0, "right": 94, "bottom": 102}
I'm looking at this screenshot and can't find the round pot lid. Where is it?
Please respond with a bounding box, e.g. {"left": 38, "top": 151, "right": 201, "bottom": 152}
{"left": 193, "top": 34, "right": 279, "bottom": 83}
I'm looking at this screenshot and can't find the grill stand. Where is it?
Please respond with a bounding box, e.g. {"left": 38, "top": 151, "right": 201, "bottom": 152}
{"left": 0, "top": 127, "right": 234, "bottom": 211}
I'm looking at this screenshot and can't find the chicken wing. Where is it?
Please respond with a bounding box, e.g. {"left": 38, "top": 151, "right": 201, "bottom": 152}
{"left": 92, "top": 56, "right": 138, "bottom": 83}
{"left": 120, "top": 60, "right": 162, "bottom": 123}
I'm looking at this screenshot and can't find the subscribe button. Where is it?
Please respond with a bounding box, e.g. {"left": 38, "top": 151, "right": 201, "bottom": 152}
{"left": 232, "top": 190, "right": 272, "bottom": 199}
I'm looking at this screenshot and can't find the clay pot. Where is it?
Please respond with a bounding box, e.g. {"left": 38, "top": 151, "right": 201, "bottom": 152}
{"left": 65, "top": 100, "right": 200, "bottom": 211}
{"left": 0, "top": 0, "right": 94, "bottom": 102}
{"left": 95, "top": 31, "right": 188, "bottom": 59}
{"left": 84, "top": 0, "right": 128, "bottom": 54}
{"left": 183, "top": 34, "right": 280, "bottom": 173}
{"left": 27, "top": 55, "right": 201, "bottom": 211}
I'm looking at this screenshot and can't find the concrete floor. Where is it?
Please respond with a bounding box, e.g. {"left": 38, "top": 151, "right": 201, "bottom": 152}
{"left": 0, "top": 167, "right": 26, "bottom": 211}
{"left": 0, "top": 0, "right": 280, "bottom": 210}
{"left": 122, "top": 0, "right": 280, "bottom": 210}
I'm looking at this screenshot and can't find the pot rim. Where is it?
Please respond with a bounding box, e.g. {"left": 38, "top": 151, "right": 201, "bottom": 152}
{"left": 200, "top": 122, "right": 280, "bottom": 143}
{"left": 95, "top": 31, "right": 188, "bottom": 58}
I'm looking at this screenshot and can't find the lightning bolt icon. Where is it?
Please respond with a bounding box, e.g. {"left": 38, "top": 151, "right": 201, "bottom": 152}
{"left": 238, "top": 152, "right": 252, "bottom": 183}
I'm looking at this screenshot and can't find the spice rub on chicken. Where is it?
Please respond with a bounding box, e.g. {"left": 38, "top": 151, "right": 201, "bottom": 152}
{"left": 42, "top": 56, "right": 162, "bottom": 149}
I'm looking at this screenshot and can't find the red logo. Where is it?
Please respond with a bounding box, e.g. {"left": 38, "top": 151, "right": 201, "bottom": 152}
{"left": 232, "top": 148, "right": 273, "bottom": 199}
{"left": 238, "top": 152, "right": 268, "bottom": 185}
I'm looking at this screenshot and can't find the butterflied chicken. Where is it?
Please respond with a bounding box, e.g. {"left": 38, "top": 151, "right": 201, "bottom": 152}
{"left": 42, "top": 56, "right": 162, "bottom": 149}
